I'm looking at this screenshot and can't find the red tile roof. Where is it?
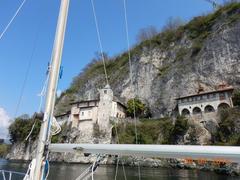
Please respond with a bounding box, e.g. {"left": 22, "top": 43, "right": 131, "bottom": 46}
{"left": 175, "top": 87, "right": 234, "bottom": 100}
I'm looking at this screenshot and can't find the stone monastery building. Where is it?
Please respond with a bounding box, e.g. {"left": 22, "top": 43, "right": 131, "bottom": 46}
{"left": 56, "top": 85, "right": 126, "bottom": 133}
{"left": 177, "top": 84, "right": 234, "bottom": 117}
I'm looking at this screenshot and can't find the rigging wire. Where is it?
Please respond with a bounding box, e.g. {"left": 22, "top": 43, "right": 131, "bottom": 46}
{"left": 0, "top": 0, "right": 27, "bottom": 41}
{"left": 122, "top": 0, "right": 138, "bottom": 144}
{"left": 113, "top": 121, "right": 127, "bottom": 180}
{"left": 90, "top": 0, "right": 109, "bottom": 85}
{"left": 122, "top": 0, "right": 141, "bottom": 179}
{"left": 14, "top": 26, "right": 41, "bottom": 118}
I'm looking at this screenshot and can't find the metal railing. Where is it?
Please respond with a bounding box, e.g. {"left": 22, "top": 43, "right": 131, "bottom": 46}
{"left": 0, "top": 170, "right": 25, "bottom": 180}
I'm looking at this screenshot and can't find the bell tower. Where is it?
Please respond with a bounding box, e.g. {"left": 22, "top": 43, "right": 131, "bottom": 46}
{"left": 97, "top": 84, "right": 113, "bottom": 131}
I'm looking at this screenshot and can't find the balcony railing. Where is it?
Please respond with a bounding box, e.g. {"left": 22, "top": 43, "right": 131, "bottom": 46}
{"left": 0, "top": 170, "right": 25, "bottom": 180}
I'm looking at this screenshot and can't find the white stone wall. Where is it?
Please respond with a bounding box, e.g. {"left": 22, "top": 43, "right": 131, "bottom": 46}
{"left": 69, "top": 87, "right": 126, "bottom": 139}
{"left": 71, "top": 106, "right": 80, "bottom": 128}
{"left": 77, "top": 120, "right": 94, "bottom": 143}
{"left": 111, "top": 102, "right": 126, "bottom": 118}
{"left": 111, "top": 101, "right": 117, "bottom": 117}
{"left": 97, "top": 87, "right": 114, "bottom": 130}
{"left": 79, "top": 107, "right": 93, "bottom": 120}
{"left": 116, "top": 103, "right": 126, "bottom": 118}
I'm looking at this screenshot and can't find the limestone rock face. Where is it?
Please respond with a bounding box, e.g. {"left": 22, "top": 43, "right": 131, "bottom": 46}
{"left": 6, "top": 140, "right": 38, "bottom": 161}
{"left": 56, "top": 17, "right": 240, "bottom": 118}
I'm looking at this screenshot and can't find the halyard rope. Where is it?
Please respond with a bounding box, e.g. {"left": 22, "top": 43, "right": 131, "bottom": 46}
{"left": 123, "top": 0, "right": 141, "bottom": 179}
{"left": 0, "top": 0, "right": 27, "bottom": 40}
{"left": 90, "top": 0, "right": 109, "bottom": 85}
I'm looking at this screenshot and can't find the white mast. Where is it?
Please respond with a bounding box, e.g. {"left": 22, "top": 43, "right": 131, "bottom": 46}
{"left": 33, "top": 0, "right": 70, "bottom": 179}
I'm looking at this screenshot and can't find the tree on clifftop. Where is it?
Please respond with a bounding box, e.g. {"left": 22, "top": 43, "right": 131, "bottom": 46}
{"left": 8, "top": 113, "right": 42, "bottom": 143}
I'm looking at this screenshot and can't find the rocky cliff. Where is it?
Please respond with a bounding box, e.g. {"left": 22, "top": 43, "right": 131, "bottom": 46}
{"left": 6, "top": 2, "right": 240, "bottom": 175}
{"left": 55, "top": 3, "right": 240, "bottom": 118}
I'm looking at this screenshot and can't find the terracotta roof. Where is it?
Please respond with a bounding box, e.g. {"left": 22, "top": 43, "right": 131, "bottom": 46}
{"left": 175, "top": 87, "right": 234, "bottom": 100}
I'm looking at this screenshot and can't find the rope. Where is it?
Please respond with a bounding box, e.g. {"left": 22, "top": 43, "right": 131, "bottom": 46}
{"left": 0, "top": 0, "right": 27, "bottom": 41}
{"left": 123, "top": 0, "right": 141, "bottom": 179}
{"left": 23, "top": 158, "right": 36, "bottom": 180}
{"left": 122, "top": 0, "right": 138, "bottom": 144}
{"left": 113, "top": 122, "right": 127, "bottom": 180}
{"left": 90, "top": 0, "right": 109, "bottom": 85}
{"left": 75, "top": 154, "right": 105, "bottom": 180}
{"left": 13, "top": 1, "right": 45, "bottom": 118}
{"left": 114, "top": 158, "right": 119, "bottom": 180}
{"left": 25, "top": 72, "right": 49, "bottom": 141}
{"left": 14, "top": 35, "right": 40, "bottom": 118}
{"left": 75, "top": 164, "right": 93, "bottom": 180}
{"left": 38, "top": 75, "right": 49, "bottom": 112}
{"left": 91, "top": 159, "right": 95, "bottom": 180}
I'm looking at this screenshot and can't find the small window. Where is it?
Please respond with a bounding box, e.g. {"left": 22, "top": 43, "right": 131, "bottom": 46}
{"left": 81, "top": 112, "right": 84, "bottom": 116}
{"left": 104, "top": 90, "right": 107, "bottom": 94}
{"left": 207, "top": 94, "right": 210, "bottom": 99}
{"left": 219, "top": 93, "right": 225, "bottom": 100}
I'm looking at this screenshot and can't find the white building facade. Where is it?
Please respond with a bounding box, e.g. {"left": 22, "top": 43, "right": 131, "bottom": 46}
{"left": 177, "top": 86, "right": 234, "bottom": 117}
{"left": 69, "top": 85, "right": 126, "bottom": 133}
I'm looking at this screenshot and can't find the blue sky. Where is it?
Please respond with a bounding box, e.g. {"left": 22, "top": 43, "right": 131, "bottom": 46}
{"left": 0, "top": 0, "right": 225, "bottom": 137}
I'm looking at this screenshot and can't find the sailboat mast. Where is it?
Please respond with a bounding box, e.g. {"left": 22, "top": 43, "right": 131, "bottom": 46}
{"left": 33, "top": 0, "right": 70, "bottom": 179}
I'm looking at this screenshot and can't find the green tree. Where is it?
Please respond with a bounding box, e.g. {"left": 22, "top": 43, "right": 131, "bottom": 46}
{"left": 8, "top": 114, "right": 41, "bottom": 143}
{"left": 171, "top": 116, "right": 189, "bottom": 143}
{"left": 126, "top": 98, "right": 146, "bottom": 118}
{"left": 232, "top": 89, "right": 240, "bottom": 107}
{"left": 214, "top": 108, "right": 240, "bottom": 145}
{"left": 0, "top": 144, "right": 9, "bottom": 157}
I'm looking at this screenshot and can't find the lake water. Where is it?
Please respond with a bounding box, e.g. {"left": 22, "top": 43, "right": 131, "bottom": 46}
{"left": 0, "top": 158, "right": 239, "bottom": 180}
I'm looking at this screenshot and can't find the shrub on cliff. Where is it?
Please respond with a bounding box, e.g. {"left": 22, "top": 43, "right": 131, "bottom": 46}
{"left": 9, "top": 114, "right": 41, "bottom": 143}
{"left": 232, "top": 89, "right": 240, "bottom": 107}
{"left": 213, "top": 107, "right": 240, "bottom": 145}
{"left": 0, "top": 144, "right": 9, "bottom": 157}
{"left": 51, "top": 122, "right": 70, "bottom": 143}
{"left": 171, "top": 116, "right": 189, "bottom": 143}
{"left": 113, "top": 118, "right": 175, "bottom": 144}
{"left": 126, "top": 98, "right": 151, "bottom": 118}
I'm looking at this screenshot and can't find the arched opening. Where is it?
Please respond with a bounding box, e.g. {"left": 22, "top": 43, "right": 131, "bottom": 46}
{"left": 192, "top": 107, "right": 202, "bottom": 115}
{"left": 204, "top": 105, "right": 215, "bottom": 113}
{"left": 218, "top": 103, "right": 230, "bottom": 110}
{"left": 182, "top": 109, "right": 190, "bottom": 116}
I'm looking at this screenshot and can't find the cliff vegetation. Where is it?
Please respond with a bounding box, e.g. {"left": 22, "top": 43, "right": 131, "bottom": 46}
{"left": 55, "top": 2, "right": 240, "bottom": 117}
